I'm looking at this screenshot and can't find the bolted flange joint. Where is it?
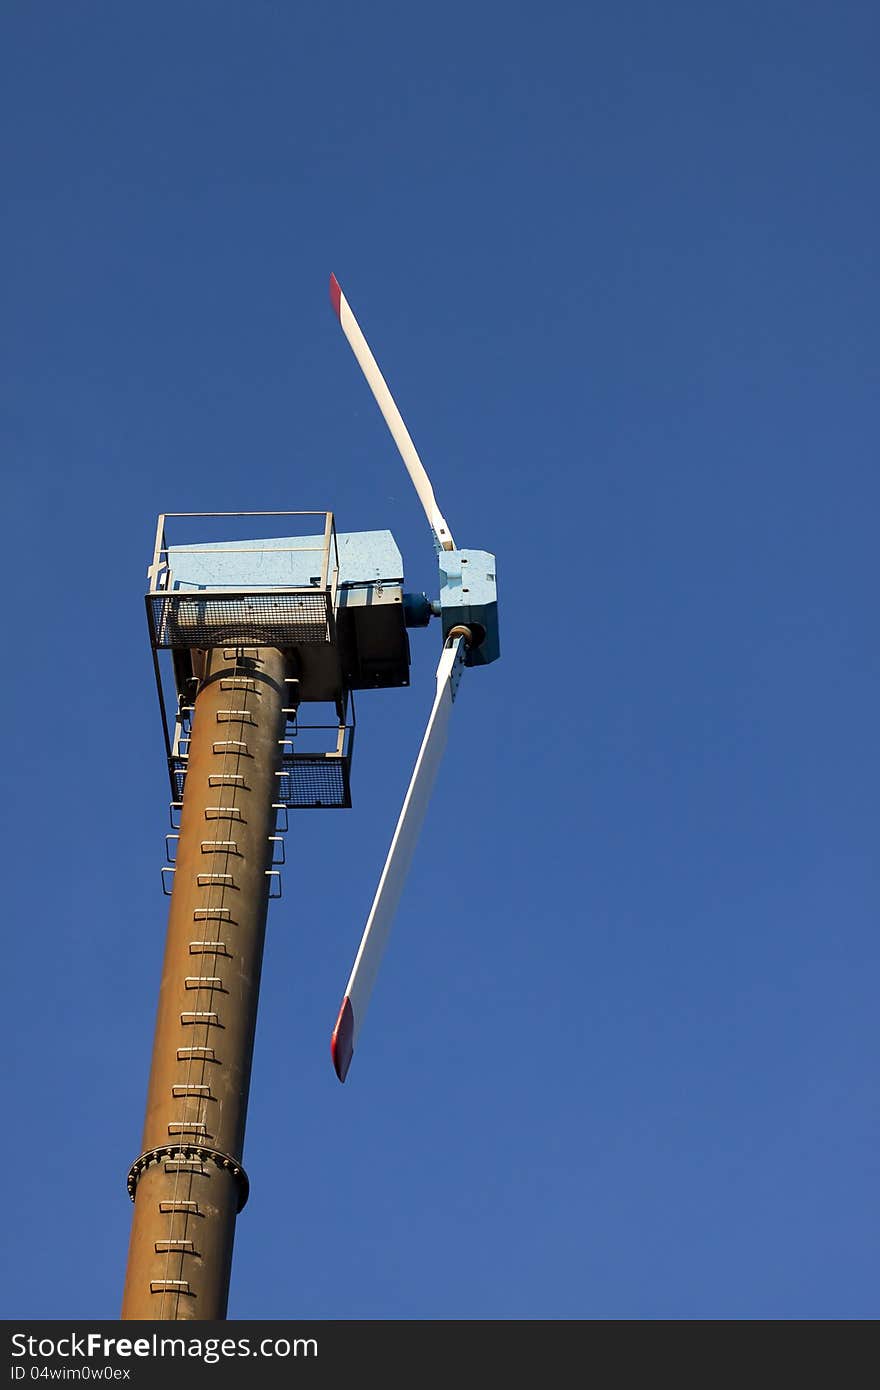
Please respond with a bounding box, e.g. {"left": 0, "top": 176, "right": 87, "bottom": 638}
{"left": 127, "top": 1145, "right": 250, "bottom": 1212}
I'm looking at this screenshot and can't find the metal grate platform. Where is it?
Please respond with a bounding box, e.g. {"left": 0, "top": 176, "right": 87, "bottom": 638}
{"left": 171, "top": 753, "right": 351, "bottom": 810}
{"left": 277, "top": 757, "right": 351, "bottom": 809}
{"left": 148, "top": 591, "right": 332, "bottom": 650}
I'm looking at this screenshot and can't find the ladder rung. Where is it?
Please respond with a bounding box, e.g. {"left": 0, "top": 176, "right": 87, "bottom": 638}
{"left": 177, "top": 1046, "right": 217, "bottom": 1061}
{"left": 197, "top": 873, "right": 236, "bottom": 887}
{"left": 180, "top": 1012, "right": 222, "bottom": 1027}
{"left": 212, "top": 740, "right": 250, "bottom": 755}
{"left": 200, "top": 840, "right": 240, "bottom": 854}
{"left": 220, "top": 677, "right": 260, "bottom": 692}
{"left": 216, "top": 710, "right": 258, "bottom": 725}
{"left": 158, "top": 1200, "right": 200, "bottom": 1215}
{"left": 167, "top": 1122, "right": 210, "bottom": 1138}
{"left": 171, "top": 1084, "right": 213, "bottom": 1098}
{"left": 192, "top": 907, "right": 232, "bottom": 922}
{"left": 155, "top": 1239, "right": 196, "bottom": 1254}
{"left": 184, "top": 977, "right": 225, "bottom": 991}
{"left": 150, "top": 1280, "right": 193, "bottom": 1295}
{"left": 189, "top": 941, "right": 232, "bottom": 956}
{"left": 205, "top": 806, "right": 245, "bottom": 821}
{"left": 208, "top": 773, "right": 246, "bottom": 787}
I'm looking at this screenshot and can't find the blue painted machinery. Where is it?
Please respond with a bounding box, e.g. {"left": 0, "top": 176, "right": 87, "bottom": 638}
{"left": 146, "top": 513, "right": 498, "bottom": 811}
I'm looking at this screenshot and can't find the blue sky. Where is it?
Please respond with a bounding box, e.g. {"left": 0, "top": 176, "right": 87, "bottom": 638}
{"left": 2, "top": 2, "right": 876, "bottom": 1319}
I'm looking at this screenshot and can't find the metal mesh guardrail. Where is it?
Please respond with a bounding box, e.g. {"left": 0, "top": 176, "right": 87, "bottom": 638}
{"left": 148, "top": 591, "right": 332, "bottom": 650}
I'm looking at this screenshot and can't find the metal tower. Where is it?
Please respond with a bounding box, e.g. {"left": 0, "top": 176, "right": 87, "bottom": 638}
{"left": 123, "top": 642, "right": 287, "bottom": 1317}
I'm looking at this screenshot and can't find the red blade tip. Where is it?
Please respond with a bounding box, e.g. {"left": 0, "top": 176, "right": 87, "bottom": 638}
{"left": 331, "top": 996, "right": 354, "bottom": 1082}
{"left": 329, "top": 273, "right": 342, "bottom": 320}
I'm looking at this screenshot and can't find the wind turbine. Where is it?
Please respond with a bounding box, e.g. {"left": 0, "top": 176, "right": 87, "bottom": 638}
{"left": 328, "top": 274, "right": 500, "bottom": 1081}
{"left": 126, "top": 277, "right": 498, "bottom": 1319}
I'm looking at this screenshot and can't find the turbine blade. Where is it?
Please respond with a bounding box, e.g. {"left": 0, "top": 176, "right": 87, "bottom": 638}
{"left": 329, "top": 273, "right": 455, "bottom": 551}
{"left": 331, "top": 634, "right": 467, "bottom": 1081}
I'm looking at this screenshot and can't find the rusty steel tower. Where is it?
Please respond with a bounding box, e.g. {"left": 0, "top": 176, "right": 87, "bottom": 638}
{"left": 123, "top": 278, "right": 499, "bottom": 1320}
{"left": 123, "top": 640, "right": 288, "bottom": 1317}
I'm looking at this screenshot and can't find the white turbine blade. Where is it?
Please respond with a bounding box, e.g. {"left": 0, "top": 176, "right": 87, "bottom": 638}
{"left": 331, "top": 634, "right": 467, "bottom": 1081}
{"left": 330, "top": 273, "right": 455, "bottom": 551}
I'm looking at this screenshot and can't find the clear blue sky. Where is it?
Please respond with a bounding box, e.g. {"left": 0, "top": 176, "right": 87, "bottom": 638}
{"left": 2, "top": 2, "right": 876, "bottom": 1319}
